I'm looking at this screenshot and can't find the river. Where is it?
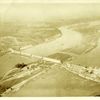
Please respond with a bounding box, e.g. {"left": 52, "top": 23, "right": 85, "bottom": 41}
{"left": 22, "top": 26, "right": 83, "bottom": 56}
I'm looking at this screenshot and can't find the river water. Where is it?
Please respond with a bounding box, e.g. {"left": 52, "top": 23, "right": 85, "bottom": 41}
{"left": 22, "top": 26, "right": 83, "bottom": 56}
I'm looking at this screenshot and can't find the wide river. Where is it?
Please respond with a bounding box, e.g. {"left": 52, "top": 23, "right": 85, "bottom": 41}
{"left": 22, "top": 26, "right": 83, "bottom": 56}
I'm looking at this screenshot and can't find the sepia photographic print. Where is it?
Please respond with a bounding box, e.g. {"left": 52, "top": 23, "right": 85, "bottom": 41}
{"left": 0, "top": 0, "right": 100, "bottom": 97}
